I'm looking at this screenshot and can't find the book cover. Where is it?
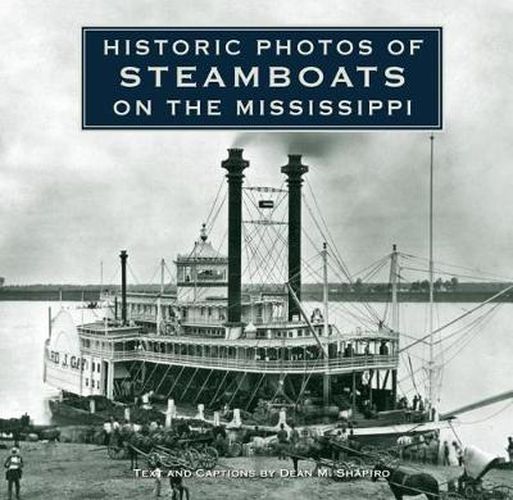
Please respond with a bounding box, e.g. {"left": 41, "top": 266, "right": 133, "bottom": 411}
{"left": 1, "top": 1, "right": 512, "bottom": 499}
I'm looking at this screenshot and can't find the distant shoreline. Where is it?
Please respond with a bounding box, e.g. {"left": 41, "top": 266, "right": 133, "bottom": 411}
{"left": 1, "top": 283, "right": 512, "bottom": 303}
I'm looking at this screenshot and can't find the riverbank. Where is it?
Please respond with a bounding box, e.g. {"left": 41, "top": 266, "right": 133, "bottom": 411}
{"left": 6, "top": 442, "right": 512, "bottom": 499}
{"left": 2, "top": 283, "right": 513, "bottom": 302}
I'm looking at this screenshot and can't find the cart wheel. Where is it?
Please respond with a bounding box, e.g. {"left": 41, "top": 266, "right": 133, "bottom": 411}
{"left": 228, "top": 441, "right": 242, "bottom": 457}
{"left": 184, "top": 449, "right": 200, "bottom": 469}
{"left": 462, "top": 484, "right": 487, "bottom": 500}
{"left": 200, "top": 446, "right": 219, "bottom": 470}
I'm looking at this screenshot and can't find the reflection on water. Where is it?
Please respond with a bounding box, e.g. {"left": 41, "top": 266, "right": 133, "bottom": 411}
{"left": 0, "top": 300, "right": 511, "bottom": 457}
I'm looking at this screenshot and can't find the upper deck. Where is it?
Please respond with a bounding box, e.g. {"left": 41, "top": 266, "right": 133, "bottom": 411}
{"left": 77, "top": 319, "right": 399, "bottom": 375}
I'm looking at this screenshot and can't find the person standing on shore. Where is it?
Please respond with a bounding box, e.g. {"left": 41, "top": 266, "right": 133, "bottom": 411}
{"left": 277, "top": 424, "right": 289, "bottom": 460}
{"left": 507, "top": 437, "right": 513, "bottom": 462}
{"left": 452, "top": 441, "right": 464, "bottom": 466}
{"left": 442, "top": 440, "right": 451, "bottom": 466}
{"left": 4, "top": 447, "right": 23, "bottom": 500}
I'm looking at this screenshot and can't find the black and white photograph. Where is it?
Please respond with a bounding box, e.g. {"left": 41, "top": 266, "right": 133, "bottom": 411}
{"left": 1, "top": 1, "right": 513, "bottom": 499}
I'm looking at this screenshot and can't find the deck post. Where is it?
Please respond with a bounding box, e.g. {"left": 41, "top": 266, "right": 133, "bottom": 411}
{"left": 391, "top": 369, "right": 397, "bottom": 408}
{"left": 323, "top": 373, "right": 331, "bottom": 406}
{"left": 352, "top": 371, "right": 356, "bottom": 413}
{"left": 369, "top": 369, "right": 374, "bottom": 406}
{"left": 106, "top": 361, "right": 114, "bottom": 399}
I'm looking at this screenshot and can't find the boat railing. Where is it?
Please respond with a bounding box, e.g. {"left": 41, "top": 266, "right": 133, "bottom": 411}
{"left": 79, "top": 347, "right": 398, "bottom": 373}
{"left": 77, "top": 324, "right": 141, "bottom": 336}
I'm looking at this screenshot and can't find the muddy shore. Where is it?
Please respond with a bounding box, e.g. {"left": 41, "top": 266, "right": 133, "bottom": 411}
{"left": 3, "top": 442, "right": 512, "bottom": 499}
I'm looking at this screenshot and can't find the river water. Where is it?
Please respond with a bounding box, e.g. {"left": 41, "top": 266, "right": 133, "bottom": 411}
{"left": 0, "top": 300, "right": 511, "bottom": 457}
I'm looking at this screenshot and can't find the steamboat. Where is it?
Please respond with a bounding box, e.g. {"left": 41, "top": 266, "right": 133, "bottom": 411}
{"left": 44, "top": 148, "right": 445, "bottom": 444}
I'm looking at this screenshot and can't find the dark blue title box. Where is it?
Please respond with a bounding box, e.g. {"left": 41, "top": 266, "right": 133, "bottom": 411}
{"left": 82, "top": 27, "right": 442, "bottom": 130}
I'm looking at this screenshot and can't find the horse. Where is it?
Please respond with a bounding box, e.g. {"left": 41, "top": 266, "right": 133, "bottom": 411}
{"left": 373, "top": 462, "right": 440, "bottom": 500}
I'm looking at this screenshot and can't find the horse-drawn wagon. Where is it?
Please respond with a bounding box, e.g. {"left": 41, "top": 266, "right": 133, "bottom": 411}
{"left": 106, "top": 425, "right": 219, "bottom": 471}
{"left": 444, "top": 446, "right": 513, "bottom": 500}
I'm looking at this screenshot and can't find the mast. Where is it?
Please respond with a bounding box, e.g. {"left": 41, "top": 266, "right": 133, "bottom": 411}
{"left": 156, "top": 258, "right": 165, "bottom": 335}
{"left": 120, "top": 250, "right": 128, "bottom": 325}
{"left": 322, "top": 242, "right": 329, "bottom": 337}
{"left": 428, "top": 134, "right": 435, "bottom": 411}
{"left": 322, "top": 242, "right": 330, "bottom": 405}
{"left": 390, "top": 243, "right": 399, "bottom": 405}
{"left": 390, "top": 243, "right": 399, "bottom": 332}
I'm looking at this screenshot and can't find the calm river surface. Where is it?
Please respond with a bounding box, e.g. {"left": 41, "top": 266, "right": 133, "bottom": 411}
{"left": 0, "top": 300, "right": 511, "bottom": 457}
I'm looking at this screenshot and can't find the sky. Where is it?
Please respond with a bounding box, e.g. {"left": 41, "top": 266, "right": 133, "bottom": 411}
{"left": 1, "top": 0, "right": 513, "bottom": 284}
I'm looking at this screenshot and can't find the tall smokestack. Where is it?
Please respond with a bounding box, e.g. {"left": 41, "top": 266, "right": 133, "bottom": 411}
{"left": 222, "top": 149, "right": 249, "bottom": 324}
{"left": 120, "top": 250, "right": 128, "bottom": 325}
{"left": 281, "top": 155, "right": 309, "bottom": 320}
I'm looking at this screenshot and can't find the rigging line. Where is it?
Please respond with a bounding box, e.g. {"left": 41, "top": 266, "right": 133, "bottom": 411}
{"left": 227, "top": 372, "right": 248, "bottom": 408}
{"left": 244, "top": 212, "right": 288, "bottom": 287}
{"left": 303, "top": 196, "right": 352, "bottom": 283}
{"left": 241, "top": 224, "right": 257, "bottom": 284}
{"left": 106, "top": 268, "right": 119, "bottom": 286}
{"left": 243, "top": 230, "right": 267, "bottom": 285}
{"left": 130, "top": 354, "right": 148, "bottom": 385}
{"left": 163, "top": 261, "right": 176, "bottom": 286}
{"left": 299, "top": 229, "right": 384, "bottom": 323}
{"left": 255, "top": 205, "right": 288, "bottom": 281}
{"left": 325, "top": 254, "right": 383, "bottom": 325}
{"left": 243, "top": 185, "right": 284, "bottom": 230}
{"left": 352, "top": 253, "right": 393, "bottom": 280}
{"left": 294, "top": 370, "right": 316, "bottom": 406}
{"left": 399, "top": 283, "right": 513, "bottom": 353}
{"left": 144, "top": 262, "right": 162, "bottom": 290}
{"left": 245, "top": 190, "right": 289, "bottom": 255}
{"left": 245, "top": 182, "right": 286, "bottom": 214}
{"left": 242, "top": 221, "right": 274, "bottom": 285}
{"left": 165, "top": 364, "right": 187, "bottom": 399}
{"left": 400, "top": 265, "right": 509, "bottom": 283}
{"left": 245, "top": 373, "right": 266, "bottom": 411}
{"left": 360, "top": 259, "right": 391, "bottom": 284}
{"left": 438, "top": 309, "right": 498, "bottom": 369}
{"left": 206, "top": 191, "right": 227, "bottom": 234}
{"left": 179, "top": 367, "right": 200, "bottom": 400}
{"left": 324, "top": 294, "right": 378, "bottom": 324}
{"left": 251, "top": 211, "right": 288, "bottom": 284}
{"left": 397, "top": 308, "right": 492, "bottom": 388}
{"left": 327, "top": 302, "right": 377, "bottom": 330}
{"left": 127, "top": 263, "right": 140, "bottom": 286}
{"left": 407, "top": 354, "right": 420, "bottom": 395}
{"left": 204, "top": 178, "right": 225, "bottom": 228}
{"left": 304, "top": 180, "right": 353, "bottom": 281}
{"left": 401, "top": 253, "right": 513, "bottom": 283}
{"left": 432, "top": 302, "right": 502, "bottom": 347}
{"left": 268, "top": 373, "right": 287, "bottom": 406}
{"left": 192, "top": 369, "right": 214, "bottom": 404}
{"left": 117, "top": 356, "right": 143, "bottom": 389}
{"left": 256, "top": 228, "right": 289, "bottom": 287}
{"left": 209, "top": 370, "right": 230, "bottom": 407}
{"left": 139, "top": 361, "right": 160, "bottom": 394}
{"left": 321, "top": 260, "right": 378, "bottom": 321}
{"left": 457, "top": 400, "right": 513, "bottom": 425}
{"left": 153, "top": 364, "right": 173, "bottom": 395}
